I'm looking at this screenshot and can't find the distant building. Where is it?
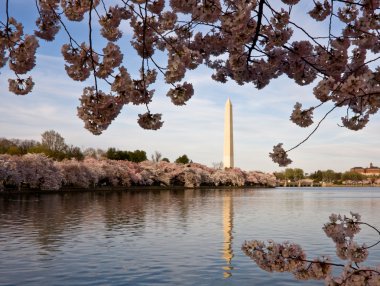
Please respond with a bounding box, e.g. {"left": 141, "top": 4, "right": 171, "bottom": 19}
{"left": 351, "top": 163, "right": 380, "bottom": 176}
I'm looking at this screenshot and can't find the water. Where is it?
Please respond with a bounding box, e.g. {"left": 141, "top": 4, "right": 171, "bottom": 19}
{"left": 0, "top": 187, "right": 379, "bottom": 286}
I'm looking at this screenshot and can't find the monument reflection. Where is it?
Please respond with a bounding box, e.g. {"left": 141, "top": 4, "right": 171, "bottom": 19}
{"left": 222, "top": 192, "right": 234, "bottom": 278}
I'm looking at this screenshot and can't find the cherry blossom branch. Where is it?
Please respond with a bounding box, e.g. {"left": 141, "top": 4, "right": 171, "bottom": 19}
{"left": 265, "top": 1, "right": 330, "bottom": 53}
{"left": 141, "top": 0, "right": 150, "bottom": 113}
{"left": 125, "top": 1, "right": 182, "bottom": 56}
{"left": 243, "top": 213, "right": 380, "bottom": 284}
{"left": 93, "top": 5, "right": 102, "bottom": 20}
{"left": 298, "top": 257, "right": 346, "bottom": 268}
{"left": 286, "top": 88, "right": 379, "bottom": 154}
{"left": 47, "top": 3, "right": 98, "bottom": 55}
{"left": 359, "top": 221, "right": 380, "bottom": 249}
{"left": 281, "top": 44, "right": 329, "bottom": 77}
{"left": 360, "top": 222, "right": 380, "bottom": 236}
{"left": 247, "top": 0, "right": 265, "bottom": 64}
{"left": 88, "top": 0, "right": 98, "bottom": 92}
{"left": 289, "top": 21, "right": 329, "bottom": 52}
{"left": 327, "top": 0, "right": 334, "bottom": 50}
{"left": 5, "top": 0, "right": 10, "bottom": 39}
{"left": 100, "top": 0, "right": 108, "bottom": 14}
{"left": 334, "top": 0, "right": 364, "bottom": 6}
{"left": 286, "top": 103, "right": 337, "bottom": 153}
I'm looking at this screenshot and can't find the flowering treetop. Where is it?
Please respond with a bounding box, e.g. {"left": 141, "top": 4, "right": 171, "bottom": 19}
{"left": 0, "top": 0, "right": 379, "bottom": 166}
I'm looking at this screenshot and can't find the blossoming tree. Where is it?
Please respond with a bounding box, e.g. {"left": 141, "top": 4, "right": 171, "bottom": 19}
{"left": 242, "top": 212, "right": 380, "bottom": 285}
{"left": 0, "top": 0, "right": 379, "bottom": 165}
{"left": 0, "top": 153, "right": 276, "bottom": 190}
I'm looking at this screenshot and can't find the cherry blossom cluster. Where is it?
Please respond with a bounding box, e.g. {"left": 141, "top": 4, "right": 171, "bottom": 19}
{"left": 111, "top": 67, "right": 156, "bottom": 106}
{"left": 0, "top": 17, "right": 39, "bottom": 95}
{"left": 35, "top": 0, "right": 61, "bottom": 41}
{"left": 61, "top": 42, "right": 96, "bottom": 81}
{"left": 95, "top": 42, "right": 123, "bottom": 79}
{"left": 290, "top": 102, "right": 314, "bottom": 127}
{"left": 137, "top": 112, "right": 163, "bottom": 130}
{"left": 61, "top": 0, "right": 100, "bottom": 21}
{"left": 8, "top": 76, "right": 35, "bottom": 95}
{"left": 166, "top": 82, "right": 194, "bottom": 106}
{"left": 269, "top": 143, "right": 292, "bottom": 167}
{"left": 99, "top": 5, "right": 131, "bottom": 41}
{"left": 243, "top": 212, "right": 380, "bottom": 285}
{"left": 323, "top": 212, "right": 370, "bottom": 265}
{"left": 0, "top": 0, "right": 379, "bottom": 164}
{"left": 77, "top": 87, "right": 124, "bottom": 135}
{"left": 242, "top": 240, "right": 332, "bottom": 280}
{"left": 0, "top": 153, "right": 276, "bottom": 190}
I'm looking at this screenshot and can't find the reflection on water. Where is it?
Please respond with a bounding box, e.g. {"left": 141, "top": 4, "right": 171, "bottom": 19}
{"left": 222, "top": 193, "right": 234, "bottom": 278}
{"left": 0, "top": 187, "right": 379, "bottom": 286}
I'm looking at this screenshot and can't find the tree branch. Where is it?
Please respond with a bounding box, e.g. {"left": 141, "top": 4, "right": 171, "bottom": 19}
{"left": 286, "top": 104, "right": 337, "bottom": 153}
{"left": 247, "top": 0, "right": 265, "bottom": 65}
{"left": 88, "top": 0, "right": 98, "bottom": 92}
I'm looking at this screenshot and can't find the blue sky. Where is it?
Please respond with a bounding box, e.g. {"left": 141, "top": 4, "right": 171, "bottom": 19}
{"left": 0, "top": 1, "right": 379, "bottom": 173}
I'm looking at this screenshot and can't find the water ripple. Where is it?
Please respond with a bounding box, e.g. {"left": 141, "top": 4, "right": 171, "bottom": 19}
{"left": 0, "top": 188, "right": 379, "bottom": 285}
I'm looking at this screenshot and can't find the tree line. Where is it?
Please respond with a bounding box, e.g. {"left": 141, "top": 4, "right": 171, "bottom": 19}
{"left": 0, "top": 130, "right": 192, "bottom": 164}
{"left": 0, "top": 153, "right": 276, "bottom": 191}
{"left": 0, "top": 130, "right": 84, "bottom": 161}
{"left": 274, "top": 168, "right": 378, "bottom": 184}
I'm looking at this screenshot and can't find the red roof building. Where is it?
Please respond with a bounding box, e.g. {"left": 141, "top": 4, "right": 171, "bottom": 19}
{"left": 350, "top": 163, "right": 380, "bottom": 176}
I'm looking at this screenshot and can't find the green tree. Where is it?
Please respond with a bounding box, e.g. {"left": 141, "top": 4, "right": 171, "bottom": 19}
{"left": 0, "top": 138, "right": 15, "bottom": 154}
{"left": 175, "top": 155, "right": 190, "bottom": 164}
{"left": 284, "top": 168, "right": 295, "bottom": 181}
{"left": 66, "top": 145, "right": 84, "bottom": 161}
{"left": 106, "top": 148, "right": 128, "bottom": 160}
{"left": 273, "top": 171, "right": 285, "bottom": 180}
{"left": 342, "top": 171, "right": 366, "bottom": 182}
{"left": 13, "top": 139, "right": 39, "bottom": 154}
{"left": 322, "top": 169, "right": 336, "bottom": 183}
{"left": 129, "top": 150, "right": 147, "bottom": 163}
{"left": 293, "top": 168, "right": 304, "bottom": 181}
{"left": 309, "top": 170, "right": 323, "bottom": 182}
{"left": 106, "top": 148, "right": 147, "bottom": 162}
{"left": 106, "top": 147, "right": 118, "bottom": 160}
{"left": 28, "top": 144, "right": 50, "bottom": 156}
{"left": 7, "top": 145, "right": 22, "bottom": 155}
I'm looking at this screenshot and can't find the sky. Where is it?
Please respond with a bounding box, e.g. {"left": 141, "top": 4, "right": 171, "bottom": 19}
{"left": 0, "top": 1, "right": 379, "bottom": 174}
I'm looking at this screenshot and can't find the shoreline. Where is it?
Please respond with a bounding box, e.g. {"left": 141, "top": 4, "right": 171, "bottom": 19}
{"left": 2, "top": 184, "right": 380, "bottom": 195}
{"left": 0, "top": 184, "right": 274, "bottom": 195}
{"left": 278, "top": 184, "right": 380, "bottom": 188}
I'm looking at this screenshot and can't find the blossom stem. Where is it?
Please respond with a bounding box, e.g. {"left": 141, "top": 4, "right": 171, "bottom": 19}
{"left": 286, "top": 104, "right": 337, "bottom": 153}
{"left": 88, "top": 0, "right": 99, "bottom": 93}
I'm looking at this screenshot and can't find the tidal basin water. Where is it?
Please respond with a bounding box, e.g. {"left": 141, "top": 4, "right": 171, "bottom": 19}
{"left": 0, "top": 187, "right": 379, "bottom": 286}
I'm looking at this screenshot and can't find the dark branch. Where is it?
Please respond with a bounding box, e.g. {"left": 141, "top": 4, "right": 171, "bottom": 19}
{"left": 247, "top": 0, "right": 265, "bottom": 65}
{"left": 88, "top": 0, "right": 98, "bottom": 92}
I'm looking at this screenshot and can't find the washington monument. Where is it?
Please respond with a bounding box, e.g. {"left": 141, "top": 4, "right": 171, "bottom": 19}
{"left": 223, "top": 98, "right": 234, "bottom": 168}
